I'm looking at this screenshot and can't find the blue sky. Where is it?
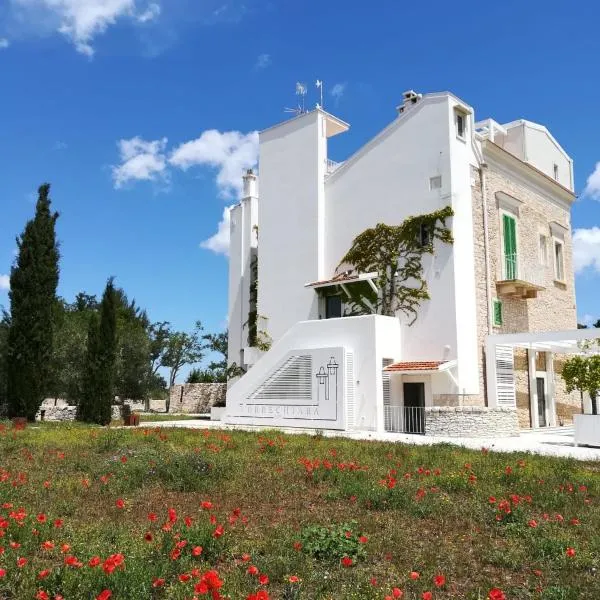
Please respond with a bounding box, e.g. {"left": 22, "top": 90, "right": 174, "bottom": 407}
{"left": 1, "top": 0, "right": 600, "bottom": 380}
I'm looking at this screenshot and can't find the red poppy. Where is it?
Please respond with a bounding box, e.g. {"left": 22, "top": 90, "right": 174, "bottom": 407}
{"left": 120, "top": 456, "right": 127, "bottom": 463}
{"left": 434, "top": 574, "right": 446, "bottom": 587}
{"left": 341, "top": 556, "right": 353, "bottom": 567}
{"left": 241, "top": 553, "right": 251, "bottom": 562}
{"left": 144, "top": 532, "right": 153, "bottom": 542}
{"left": 566, "top": 547, "right": 576, "bottom": 557}
{"left": 528, "top": 520, "right": 538, "bottom": 528}
{"left": 201, "top": 501, "right": 213, "bottom": 510}
{"left": 96, "top": 591, "right": 112, "bottom": 600}
{"left": 17, "top": 557, "right": 27, "bottom": 568}
{"left": 41, "top": 540, "right": 55, "bottom": 550}
{"left": 38, "top": 569, "right": 51, "bottom": 579}
{"left": 184, "top": 516, "right": 193, "bottom": 527}
{"left": 410, "top": 571, "right": 420, "bottom": 580}
{"left": 37, "top": 514, "right": 47, "bottom": 523}
{"left": 359, "top": 536, "right": 368, "bottom": 543}
{"left": 115, "top": 499, "right": 125, "bottom": 509}
{"left": 168, "top": 508, "right": 177, "bottom": 523}
{"left": 0, "top": 569, "right": 6, "bottom": 578}
{"left": 54, "top": 519, "right": 63, "bottom": 528}
{"left": 147, "top": 513, "right": 157, "bottom": 522}
{"left": 247, "top": 565, "right": 259, "bottom": 576}
{"left": 192, "top": 546, "right": 203, "bottom": 556}
{"left": 288, "top": 576, "right": 300, "bottom": 583}
{"left": 35, "top": 592, "right": 49, "bottom": 600}
{"left": 392, "top": 588, "right": 403, "bottom": 598}
{"left": 213, "top": 524, "right": 224, "bottom": 538}
{"left": 488, "top": 589, "right": 506, "bottom": 600}
{"left": 152, "top": 578, "right": 165, "bottom": 588}
{"left": 293, "top": 541, "right": 302, "bottom": 551}
{"left": 422, "top": 593, "right": 432, "bottom": 600}
{"left": 179, "top": 573, "right": 191, "bottom": 582}
{"left": 370, "top": 578, "right": 378, "bottom": 586}
{"left": 89, "top": 556, "right": 101, "bottom": 567}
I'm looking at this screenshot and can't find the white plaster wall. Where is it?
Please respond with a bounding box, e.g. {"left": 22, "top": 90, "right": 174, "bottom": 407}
{"left": 325, "top": 96, "right": 474, "bottom": 388}
{"left": 258, "top": 112, "right": 326, "bottom": 344}
{"left": 225, "top": 315, "right": 401, "bottom": 431}
{"left": 524, "top": 125, "right": 573, "bottom": 190}
{"left": 228, "top": 204, "right": 244, "bottom": 369}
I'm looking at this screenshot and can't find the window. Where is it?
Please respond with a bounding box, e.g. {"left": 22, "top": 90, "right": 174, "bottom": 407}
{"left": 493, "top": 299, "right": 503, "bottom": 326}
{"left": 554, "top": 239, "right": 565, "bottom": 282}
{"left": 429, "top": 175, "right": 442, "bottom": 190}
{"left": 419, "top": 223, "right": 432, "bottom": 247}
{"left": 325, "top": 295, "right": 342, "bottom": 319}
{"left": 539, "top": 234, "right": 548, "bottom": 266}
{"left": 455, "top": 112, "right": 466, "bottom": 139}
{"left": 502, "top": 213, "right": 517, "bottom": 279}
{"left": 553, "top": 164, "right": 559, "bottom": 181}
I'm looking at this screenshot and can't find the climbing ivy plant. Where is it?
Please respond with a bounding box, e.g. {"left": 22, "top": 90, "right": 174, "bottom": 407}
{"left": 339, "top": 206, "right": 454, "bottom": 324}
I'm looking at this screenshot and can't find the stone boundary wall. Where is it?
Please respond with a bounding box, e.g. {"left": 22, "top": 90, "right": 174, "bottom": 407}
{"left": 33, "top": 398, "right": 168, "bottom": 422}
{"left": 425, "top": 406, "right": 518, "bottom": 438}
{"left": 168, "top": 383, "right": 226, "bottom": 414}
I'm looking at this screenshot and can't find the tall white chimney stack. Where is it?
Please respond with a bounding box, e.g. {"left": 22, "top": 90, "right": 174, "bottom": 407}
{"left": 242, "top": 169, "right": 258, "bottom": 199}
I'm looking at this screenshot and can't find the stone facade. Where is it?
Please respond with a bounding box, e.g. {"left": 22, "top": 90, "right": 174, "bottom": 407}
{"left": 470, "top": 150, "right": 579, "bottom": 428}
{"left": 425, "top": 406, "right": 518, "bottom": 437}
{"left": 168, "top": 383, "right": 226, "bottom": 414}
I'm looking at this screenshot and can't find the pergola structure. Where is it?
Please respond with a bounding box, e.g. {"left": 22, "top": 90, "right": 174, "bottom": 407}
{"left": 486, "top": 328, "right": 600, "bottom": 428}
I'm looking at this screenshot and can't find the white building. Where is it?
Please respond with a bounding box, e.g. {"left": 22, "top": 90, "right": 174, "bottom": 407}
{"left": 225, "top": 90, "right": 579, "bottom": 437}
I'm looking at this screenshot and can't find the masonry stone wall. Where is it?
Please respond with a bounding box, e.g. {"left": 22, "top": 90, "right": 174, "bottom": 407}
{"left": 34, "top": 398, "right": 168, "bottom": 422}
{"left": 168, "top": 383, "right": 226, "bottom": 414}
{"left": 470, "top": 161, "right": 579, "bottom": 425}
{"left": 425, "top": 406, "right": 518, "bottom": 437}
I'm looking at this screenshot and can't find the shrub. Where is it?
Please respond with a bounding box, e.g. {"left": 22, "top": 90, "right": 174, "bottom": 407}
{"left": 299, "top": 521, "right": 367, "bottom": 563}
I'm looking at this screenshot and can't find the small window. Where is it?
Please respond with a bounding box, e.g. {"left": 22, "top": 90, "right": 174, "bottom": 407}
{"left": 553, "top": 164, "right": 559, "bottom": 181}
{"left": 539, "top": 234, "right": 548, "bottom": 266}
{"left": 493, "top": 299, "right": 503, "bottom": 326}
{"left": 554, "top": 240, "right": 565, "bottom": 282}
{"left": 419, "top": 223, "right": 433, "bottom": 247}
{"left": 455, "top": 112, "right": 466, "bottom": 139}
{"left": 429, "top": 175, "right": 442, "bottom": 190}
{"left": 325, "top": 295, "right": 342, "bottom": 319}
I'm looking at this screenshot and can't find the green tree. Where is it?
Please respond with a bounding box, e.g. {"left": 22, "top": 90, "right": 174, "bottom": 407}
{"left": 562, "top": 355, "right": 600, "bottom": 415}
{"left": 77, "top": 279, "right": 117, "bottom": 425}
{"left": 6, "top": 183, "right": 60, "bottom": 420}
{"left": 339, "top": 206, "right": 454, "bottom": 323}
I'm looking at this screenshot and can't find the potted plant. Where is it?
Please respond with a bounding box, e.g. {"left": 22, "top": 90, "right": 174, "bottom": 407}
{"left": 121, "top": 404, "right": 140, "bottom": 427}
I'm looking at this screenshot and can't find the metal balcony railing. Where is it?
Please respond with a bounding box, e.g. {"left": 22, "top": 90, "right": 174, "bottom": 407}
{"left": 383, "top": 405, "right": 425, "bottom": 434}
{"left": 502, "top": 253, "right": 545, "bottom": 288}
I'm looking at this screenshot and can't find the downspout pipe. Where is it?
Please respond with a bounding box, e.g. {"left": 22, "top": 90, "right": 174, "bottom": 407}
{"left": 480, "top": 163, "right": 493, "bottom": 334}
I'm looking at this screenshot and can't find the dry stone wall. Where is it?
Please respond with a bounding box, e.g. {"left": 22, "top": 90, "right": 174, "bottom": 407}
{"left": 168, "top": 383, "right": 226, "bottom": 414}
{"left": 425, "top": 406, "right": 518, "bottom": 437}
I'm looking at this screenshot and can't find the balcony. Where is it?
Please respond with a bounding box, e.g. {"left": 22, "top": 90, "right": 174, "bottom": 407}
{"left": 496, "top": 253, "right": 545, "bottom": 299}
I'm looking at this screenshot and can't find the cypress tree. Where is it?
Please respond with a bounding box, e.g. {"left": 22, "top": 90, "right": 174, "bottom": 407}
{"left": 77, "top": 279, "right": 117, "bottom": 425}
{"left": 6, "top": 184, "right": 60, "bottom": 420}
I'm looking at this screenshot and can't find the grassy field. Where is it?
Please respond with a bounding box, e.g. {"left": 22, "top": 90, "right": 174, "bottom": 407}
{"left": 0, "top": 422, "right": 598, "bottom": 600}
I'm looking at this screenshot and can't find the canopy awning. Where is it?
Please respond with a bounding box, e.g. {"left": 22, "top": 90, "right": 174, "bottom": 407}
{"left": 305, "top": 271, "right": 378, "bottom": 294}
{"left": 383, "top": 360, "right": 457, "bottom": 375}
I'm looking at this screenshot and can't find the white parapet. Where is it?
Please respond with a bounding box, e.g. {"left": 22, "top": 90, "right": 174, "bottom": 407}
{"left": 574, "top": 414, "right": 600, "bottom": 448}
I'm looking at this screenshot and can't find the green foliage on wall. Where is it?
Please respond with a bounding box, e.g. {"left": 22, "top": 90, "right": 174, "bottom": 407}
{"left": 339, "top": 206, "right": 454, "bottom": 324}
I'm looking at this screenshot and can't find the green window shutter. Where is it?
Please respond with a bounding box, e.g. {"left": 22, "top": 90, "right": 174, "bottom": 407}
{"left": 503, "top": 214, "right": 517, "bottom": 279}
{"left": 493, "top": 299, "right": 503, "bottom": 326}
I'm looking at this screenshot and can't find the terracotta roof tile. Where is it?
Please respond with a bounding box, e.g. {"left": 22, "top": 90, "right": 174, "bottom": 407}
{"left": 384, "top": 361, "right": 447, "bottom": 372}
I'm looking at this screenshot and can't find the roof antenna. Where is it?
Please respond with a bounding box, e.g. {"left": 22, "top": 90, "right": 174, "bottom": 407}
{"left": 316, "top": 79, "right": 324, "bottom": 109}
{"left": 284, "top": 82, "right": 307, "bottom": 116}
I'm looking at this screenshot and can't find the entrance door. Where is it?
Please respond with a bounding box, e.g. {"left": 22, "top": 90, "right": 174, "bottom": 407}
{"left": 403, "top": 382, "right": 425, "bottom": 434}
{"left": 536, "top": 377, "right": 547, "bottom": 427}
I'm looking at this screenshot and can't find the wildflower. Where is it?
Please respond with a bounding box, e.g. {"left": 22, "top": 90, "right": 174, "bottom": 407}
{"left": 410, "top": 571, "right": 420, "bottom": 580}
{"left": 36, "top": 592, "right": 49, "bottom": 600}
{"left": 422, "top": 593, "right": 432, "bottom": 600}
{"left": 152, "top": 578, "right": 165, "bottom": 587}
{"left": 37, "top": 514, "right": 47, "bottom": 523}
{"left": 213, "top": 524, "right": 224, "bottom": 538}
{"left": 201, "top": 501, "right": 213, "bottom": 510}
{"left": 488, "top": 496, "right": 496, "bottom": 504}
{"left": 434, "top": 574, "right": 446, "bottom": 587}
{"left": 41, "top": 540, "right": 55, "bottom": 550}
{"left": 341, "top": 556, "right": 353, "bottom": 567}
{"left": 17, "top": 557, "right": 27, "bottom": 567}
{"left": 179, "top": 573, "right": 191, "bottom": 582}
{"left": 293, "top": 541, "right": 302, "bottom": 551}
{"left": 528, "top": 520, "right": 538, "bottom": 528}
{"left": 241, "top": 553, "right": 251, "bottom": 562}
{"left": 488, "top": 589, "right": 506, "bottom": 600}
{"left": 570, "top": 518, "right": 580, "bottom": 525}
{"left": 392, "top": 588, "right": 403, "bottom": 598}
{"left": 38, "top": 569, "right": 51, "bottom": 579}
{"left": 259, "top": 573, "right": 269, "bottom": 585}
{"left": 566, "top": 547, "right": 576, "bottom": 557}
{"left": 247, "top": 565, "right": 259, "bottom": 576}
{"left": 0, "top": 569, "right": 5, "bottom": 577}
{"left": 54, "top": 519, "right": 63, "bottom": 528}
{"left": 144, "top": 532, "right": 153, "bottom": 542}
{"left": 370, "top": 578, "right": 378, "bottom": 586}
{"left": 288, "top": 576, "right": 300, "bottom": 583}
{"left": 64, "top": 555, "right": 83, "bottom": 568}
{"left": 115, "top": 499, "right": 125, "bottom": 509}
{"left": 359, "top": 536, "right": 368, "bottom": 543}
{"left": 147, "top": 513, "right": 157, "bottom": 522}
{"left": 96, "top": 591, "right": 112, "bottom": 600}
{"left": 168, "top": 508, "right": 177, "bottom": 523}
{"left": 89, "top": 556, "right": 101, "bottom": 567}
{"left": 184, "top": 516, "right": 193, "bottom": 527}
{"left": 120, "top": 456, "right": 127, "bottom": 463}
{"left": 192, "top": 546, "right": 203, "bottom": 556}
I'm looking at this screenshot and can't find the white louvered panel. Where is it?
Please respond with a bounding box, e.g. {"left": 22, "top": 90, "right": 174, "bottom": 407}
{"left": 248, "top": 355, "right": 312, "bottom": 401}
{"left": 496, "top": 345, "right": 516, "bottom": 407}
{"left": 382, "top": 358, "right": 393, "bottom": 407}
{"left": 345, "top": 353, "right": 355, "bottom": 428}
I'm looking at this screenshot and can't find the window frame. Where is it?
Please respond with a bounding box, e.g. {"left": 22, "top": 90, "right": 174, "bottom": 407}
{"left": 553, "top": 237, "right": 565, "bottom": 283}
{"left": 539, "top": 233, "right": 548, "bottom": 266}
{"left": 553, "top": 163, "right": 559, "bottom": 181}
{"left": 500, "top": 209, "right": 518, "bottom": 280}
{"left": 455, "top": 111, "right": 466, "bottom": 140}
{"left": 429, "top": 175, "right": 442, "bottom": 191}
{"left": 325, "top": 294, "right": 343, "bottom": 319}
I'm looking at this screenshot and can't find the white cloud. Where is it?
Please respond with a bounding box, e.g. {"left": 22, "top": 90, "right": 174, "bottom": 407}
{"left": 254, "top": 53, "right": 270, "bottom": 69}
{"left": 10, "top": 0, "right": 161, "bottom": 56}
{"left": 573, "top": 227, "right": 600, "bottom": 273}
{"left": 584, "top": 162, "right": 600, "bottom": 200}
{"left": 0, "top": 38, "right": 10, "bottom": 49}
{"left": 330, "top": 82, "right": 347, "bottom": 104}
{"left": 54, "top": 140, "right": 67, "bottom": 150}
{"left": 112, "top": 136, "right": 168, "bottom": 188}
{"left": 200, "top": 206, "right": 232, "bottom": 256}
{"left": 0, "top": 275, "right": 10, "bottom": 291}
{"left": 169, "top": 130, "right": 258, "bottom": 198}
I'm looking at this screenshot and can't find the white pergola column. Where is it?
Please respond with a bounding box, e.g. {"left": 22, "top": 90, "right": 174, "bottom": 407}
{"left": 546, "top": 352, "right": 557, "bottom": 427}
{"left": 528, "top": 349, "right": 539, "bottom": 429}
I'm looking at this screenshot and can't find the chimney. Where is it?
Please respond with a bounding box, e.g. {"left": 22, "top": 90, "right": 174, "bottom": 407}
{"left": 396, "top": 89, "right": 422, "bottom": 115}
{"left": 242, "top": 168, "right": 258, "bottom": 199}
